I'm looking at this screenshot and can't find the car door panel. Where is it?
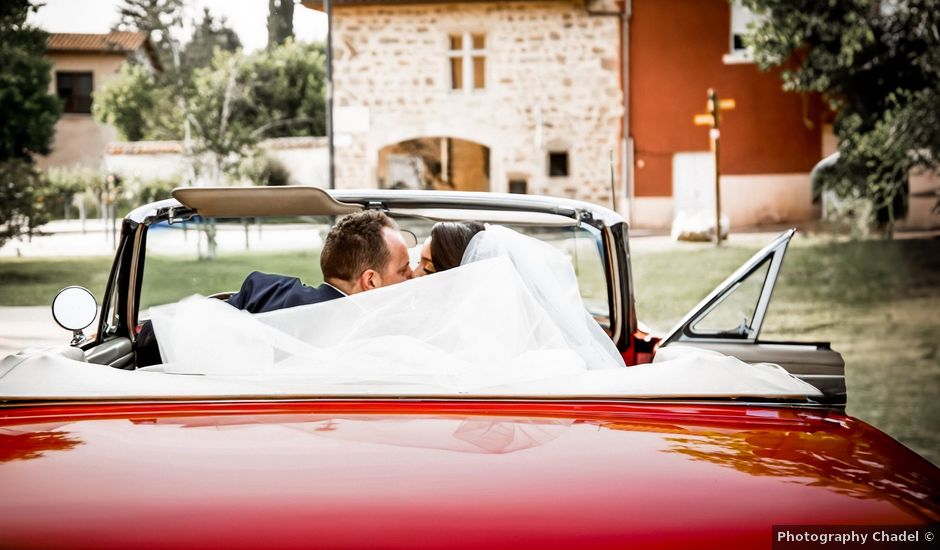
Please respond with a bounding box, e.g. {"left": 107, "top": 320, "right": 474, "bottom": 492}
{"left": 657, "top": 229, "right": 847, "bottom": 406}
{"left": 664, "top": 341, "right": 846, "bottom": 407}
{"left": 85, "top": 337, "right": 134, "bottom": 370}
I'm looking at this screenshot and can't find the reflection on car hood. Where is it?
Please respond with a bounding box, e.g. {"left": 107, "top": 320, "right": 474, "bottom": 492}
{"left": 1, "top": 401, "right": 937, "bottom": 549}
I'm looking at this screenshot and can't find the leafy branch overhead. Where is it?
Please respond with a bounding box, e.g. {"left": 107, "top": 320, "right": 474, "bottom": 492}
{"left": 741, "top": 0, "right": 940, "bottom": 230}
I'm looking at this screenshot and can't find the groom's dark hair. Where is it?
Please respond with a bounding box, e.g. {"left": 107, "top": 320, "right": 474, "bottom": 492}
{"left": 321, "top": 210, "right": 400, "bottom": 281}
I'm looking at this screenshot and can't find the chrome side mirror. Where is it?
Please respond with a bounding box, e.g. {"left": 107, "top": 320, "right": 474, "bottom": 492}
{"left": 51, "top": 286, "right": 98, "bottom": 346}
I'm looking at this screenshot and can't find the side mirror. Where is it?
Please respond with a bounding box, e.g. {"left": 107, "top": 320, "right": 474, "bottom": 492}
{"left": 399, "top": 228, "right": 418, "bottom": 248}
{"left": 51, "top": 286, "right": 98, "bottom": 346}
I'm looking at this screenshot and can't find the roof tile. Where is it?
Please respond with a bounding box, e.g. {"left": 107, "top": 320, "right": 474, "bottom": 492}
{"left": 48, "top": 31, "right": 148, "bottom": 53}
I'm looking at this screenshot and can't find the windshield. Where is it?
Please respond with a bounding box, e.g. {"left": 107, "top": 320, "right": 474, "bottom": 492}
{"left": 139, "top": 214, "right": 610, "bottom": 326}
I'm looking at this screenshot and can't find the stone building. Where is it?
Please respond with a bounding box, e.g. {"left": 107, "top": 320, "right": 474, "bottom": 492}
{"left": 305, "top": 0, "right": 939, "bottom": 229}
{"left": 38, "top": 32, "right": 161, "bottom": 170}
{"left": 302, "top": 0, "right": 627, "bottom": 207}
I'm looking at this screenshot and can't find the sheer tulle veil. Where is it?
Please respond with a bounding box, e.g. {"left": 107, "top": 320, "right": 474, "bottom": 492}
{"left": 150, "top": 224, "right": 623, "bottom": 385}
{"left": 460, "top": 224, "right": 625, "bottom": 371}
{"left": 143, "top": 224, "right": 821, "bottom": 398}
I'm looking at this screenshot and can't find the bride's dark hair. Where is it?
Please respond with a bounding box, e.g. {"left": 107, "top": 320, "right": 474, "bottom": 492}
{"left": 430, "top": 221, "right": 485, "bottom": 272}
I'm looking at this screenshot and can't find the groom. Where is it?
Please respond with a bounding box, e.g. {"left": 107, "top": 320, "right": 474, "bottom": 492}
{"left": 227, "top": 210, "right": 414, "bottom": 312}
{"left": 135, "top": 210, "right": 413, "bottom": 365}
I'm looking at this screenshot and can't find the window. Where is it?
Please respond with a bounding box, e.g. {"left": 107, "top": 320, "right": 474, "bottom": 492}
{"left": 448, "top": 32, "right": 485, "bottom": 91}
{"left": 56, "top": 72, "right": 93, "bottom": 113}
{"left": 725, "top": 2, "right": 761, "bottom": 63}
{"left": 508, "top": 179, "right": 527, "bottom": 194}
{"left": 548, "top": 152, "right": 569, "bottom": 178}
{"left": 691, "top": 258, "right": 770, "bottom": 336}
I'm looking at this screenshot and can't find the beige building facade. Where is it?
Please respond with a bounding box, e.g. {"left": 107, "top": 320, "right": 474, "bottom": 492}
{"left": 304, "top": 0, "right": 626, "bottom": 206}
{"left": 37, "top": 32, "right": 159, "bottom": 171}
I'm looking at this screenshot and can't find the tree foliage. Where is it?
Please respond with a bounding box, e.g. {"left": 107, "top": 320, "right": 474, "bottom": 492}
{"left": 92, "top": 64, "right": 159, "bottom": 141}
{"left": 0, "top": 1, "right": 61, "bottom": 245}
{"left": 241, "top": 40, "right": 326, "bottom": 139}
{"left": 0, "top": 160, "right": 52, "bottom": 248}
{"left": 186, "top": 49, "right": 255, "bottom": 176}
{"left": 184, "top": 7, "right": 242, "bottom": 74}
{"left": 741, "top": 0, "right": 940, "bottom": 231}
{"left": 114, "top": 0, "right": 183, "bottom": 71}
{"left": 185, "top": 41, "right": 326, "bottom": 177}
{"left": 111, "top": 0, "right": 242, "bottom": 144}
{"left": 0, "top": 0, "right": 61, "bottom": 161}
{"left": 267, "top": 0, "right": 294, "bottom": 49}
{"left": 93, "top": 40, "right": 326, "bottom": 156}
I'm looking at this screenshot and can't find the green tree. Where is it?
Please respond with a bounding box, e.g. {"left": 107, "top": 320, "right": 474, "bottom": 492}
{"left": 242, "top": 40, "right": 326, "bottom": 138}
{"left": 184, "top": 7, "right": 242, "bottom": 74}
{"left": 114, "top": 0, "right": 183, "bottom": 72}
{"left": 0, "top": 0, "right": 61, "bottom": 161}
{"left": 741, "top": 0, "right": 940, "bottom": 235}
{"left": 0, "top": 1, "right": 61, "bottom": 246}
{"left": 185, "top": 50, "right": 254, "bottom": 182}
{"left": 112, "top": 2, "right": 244, "bottom": 145}
{"left": 267, "top": 0, "right": 294, "bottom": 49}
{"left": 0, "top": 160, "right": 52, "bottom": 248}
{"left": 92, "top": 64, "right": 158, "bottom": 141}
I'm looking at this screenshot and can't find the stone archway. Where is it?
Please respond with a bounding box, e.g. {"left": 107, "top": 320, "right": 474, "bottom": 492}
{"left": 377, "top": 137, "right": 490, "bottom": 192}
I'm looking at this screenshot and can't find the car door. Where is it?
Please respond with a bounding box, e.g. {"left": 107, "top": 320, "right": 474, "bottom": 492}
{"left": 656, "top": 229, "right": 846, "bottom": 407}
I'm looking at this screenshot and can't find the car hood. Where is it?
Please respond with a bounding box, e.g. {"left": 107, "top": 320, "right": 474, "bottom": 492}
{"left": 1, "top": 400, "right": 937, "bottom": 549}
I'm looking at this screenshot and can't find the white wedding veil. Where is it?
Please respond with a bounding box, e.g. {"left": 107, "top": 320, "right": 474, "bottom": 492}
{"left": 148, "top": 223, "right": 625, "bottom": 389}
{"left": 0, "top": 222, "right": 822, "bottom": 398}
{"left": 461, "top": 224, "right": 624, "bottom": 372}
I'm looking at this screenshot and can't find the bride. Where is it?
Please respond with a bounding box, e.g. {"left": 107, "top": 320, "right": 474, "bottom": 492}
{"left": 149, "top": 221, "right": 821, "bottom": 398}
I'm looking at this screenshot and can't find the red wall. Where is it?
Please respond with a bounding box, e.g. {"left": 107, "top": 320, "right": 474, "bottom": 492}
{"left": 630, "top": 0, "right": 823, "bottom": 197}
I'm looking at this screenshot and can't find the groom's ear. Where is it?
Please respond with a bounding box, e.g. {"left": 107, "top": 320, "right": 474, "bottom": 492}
{"left": 360, "top": 269, "right": 380, "bottom": 291}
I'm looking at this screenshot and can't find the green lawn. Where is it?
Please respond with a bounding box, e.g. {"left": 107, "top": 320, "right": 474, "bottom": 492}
{"left": 0, "top": 256, "right": 113, "bottom": 306}
{"left": 632, "top": 235, "right": 940, "bottom": 466}
{"left": 1, "top": 236, "right": 938, "bottom": 464}
{"left": 0, "top": 251, "right": 322, "bottom": 309}
{"left": 138, "top": 251, "right": 322, "bottom": 309}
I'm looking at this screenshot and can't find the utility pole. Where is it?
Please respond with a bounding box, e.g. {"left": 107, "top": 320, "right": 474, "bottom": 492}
{"left": 325, "top": 0, "right": 335, "bottom": 189}
{"left": 694, "top": 88, "right": 735, "bottom": 245}
{"left": 708, "top": 89, "right": 721, "bottom": 246}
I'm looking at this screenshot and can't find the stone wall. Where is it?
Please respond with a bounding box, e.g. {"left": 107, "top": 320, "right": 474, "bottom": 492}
{"left": 103, "top": 137, "right": 329, "bottom": 187}
{"left": 331, "top": 1, "right": 624, "bottom": 205}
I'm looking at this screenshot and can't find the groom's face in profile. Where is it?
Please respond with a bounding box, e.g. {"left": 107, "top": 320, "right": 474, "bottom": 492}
{"left": 371, "top": 227, "right": 413, "bottom": 288}
{"left": 321, "top": 210, "right": 413, "bottom": 294}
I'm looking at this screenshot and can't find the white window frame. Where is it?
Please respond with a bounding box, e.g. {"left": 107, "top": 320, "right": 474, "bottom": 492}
{"left": 447, "top": 31, "right": 486, "bottom": 92}
{"left": 723, "top": 1, "right": 760, "bottom": 65}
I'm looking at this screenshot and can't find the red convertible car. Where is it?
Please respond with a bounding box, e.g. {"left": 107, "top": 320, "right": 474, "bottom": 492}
{"left": 1, "top": 187, "right": 937, "bottom": 548}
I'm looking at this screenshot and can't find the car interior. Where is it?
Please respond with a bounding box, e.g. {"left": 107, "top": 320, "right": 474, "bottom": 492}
{"left": 79, "top": 187, "right": 620, "bottom": 372}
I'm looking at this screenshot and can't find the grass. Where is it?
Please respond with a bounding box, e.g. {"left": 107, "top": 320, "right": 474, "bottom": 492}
{"left": 139, "top": 251, "right": 322, "bottom": 309}
{"left": 0, "top": 251, "right": 323, "bottom": 309}
{"left": 1, "top": 235, "right": 938, "bottom": 465}
{"left": 0, "top": 257, "right": 113, "bottom": 306}
{"left": 632, "top": 234, "right": 940, "bottom": 466}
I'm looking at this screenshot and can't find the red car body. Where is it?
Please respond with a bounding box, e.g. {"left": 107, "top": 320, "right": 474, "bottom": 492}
{"left": 2, "top": 189, "right": 938, "bottom": 548}
{"left": 2, "top": 400, "right": 937, "bottom": 549}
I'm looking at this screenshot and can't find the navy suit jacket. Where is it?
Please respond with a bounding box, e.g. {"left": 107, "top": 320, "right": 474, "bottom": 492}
{"left": 136, "top": 272, "right": 343, "bottom": 366}
{"left": 226, "top": 271, "right": 344, "bottom": 313}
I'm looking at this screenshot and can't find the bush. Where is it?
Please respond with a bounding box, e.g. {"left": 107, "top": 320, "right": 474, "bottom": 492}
{"left": 136, "top": 178, "right": 179, "bottom": 204}
{"left": 237, "top": 152, "right": 291, "bottom": 186}
{"left": 46, "top": 165, "right": 104, "bottom": 219}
